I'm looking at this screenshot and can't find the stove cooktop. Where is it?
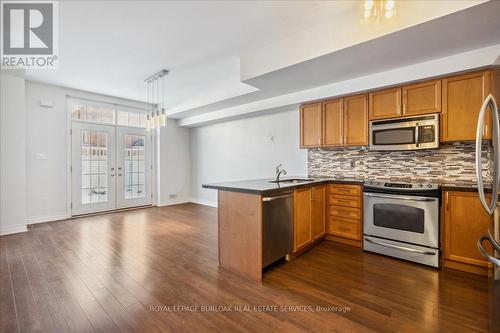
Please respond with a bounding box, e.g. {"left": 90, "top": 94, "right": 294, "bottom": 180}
{"left": 364, "top": 181, "right": 439, "bottom": 191}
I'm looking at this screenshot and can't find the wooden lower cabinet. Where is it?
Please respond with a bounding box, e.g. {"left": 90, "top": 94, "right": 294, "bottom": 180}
{"left": 327, "top": 184, "right": 363, "bottom": 248}
{"left": 443, "top": 190, "right": 493, "bottom": 276}
{"left": 311, "top": 185, "right": 326, "bottom": 240}
{"left": 293, "top": 185, "right": 326, "bottom": 252}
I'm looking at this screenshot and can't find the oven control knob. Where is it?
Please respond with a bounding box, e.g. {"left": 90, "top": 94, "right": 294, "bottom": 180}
{"left": 417, "top": 183, "right": 423, "bottom": 188}
{"left": 426, "top": 183, "right": 433, "bottom": 188}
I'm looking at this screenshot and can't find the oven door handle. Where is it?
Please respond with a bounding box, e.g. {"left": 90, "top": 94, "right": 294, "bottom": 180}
{"left": 364, "top": 192, "right": 437, "bottom": 202}
{"left": 365, "top": 237, "right": 436, "bottom": 255}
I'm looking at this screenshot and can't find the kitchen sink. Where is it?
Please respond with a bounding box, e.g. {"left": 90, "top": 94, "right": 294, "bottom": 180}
{"left": 268, "top": 178, "right": 314, "bottom": 184}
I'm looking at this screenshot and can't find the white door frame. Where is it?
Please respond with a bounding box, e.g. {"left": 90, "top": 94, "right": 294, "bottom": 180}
{"left": 66, "top": 99, "right": 156, "bottom": 217}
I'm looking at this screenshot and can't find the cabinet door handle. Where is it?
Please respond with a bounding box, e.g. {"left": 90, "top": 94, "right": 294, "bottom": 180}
{"left": 338, "top": 226, "right": 350, "bottom": 232}
{"left": 445, "top": 192, "right": 449, "bottom": 210}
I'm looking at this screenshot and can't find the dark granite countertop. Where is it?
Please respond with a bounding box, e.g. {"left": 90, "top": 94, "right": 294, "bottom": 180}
{"left": 439, "top": 182, "right": 492, "bottom": 192}
{"left": 202, "top": 176, "right": 364, "bottom": 195}
{"left": 203, "top": 176, "right": 491, "bottom": 194}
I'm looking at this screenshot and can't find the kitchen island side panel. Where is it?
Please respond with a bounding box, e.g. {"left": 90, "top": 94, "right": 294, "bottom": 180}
{"left": 218, "top": 190, "right": 262, "bottom": 282}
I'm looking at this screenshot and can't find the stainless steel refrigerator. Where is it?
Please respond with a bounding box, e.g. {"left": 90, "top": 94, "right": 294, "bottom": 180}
{"left": 475, "top": 93, "right": 500, "bottom": 331}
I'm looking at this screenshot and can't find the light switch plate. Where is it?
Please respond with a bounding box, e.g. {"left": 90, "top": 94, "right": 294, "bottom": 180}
{"left": 39, "top": 100, "right": 53, "bottom": 108}
{"left": 35, "top": 153, "right": 48, "bottom": 160}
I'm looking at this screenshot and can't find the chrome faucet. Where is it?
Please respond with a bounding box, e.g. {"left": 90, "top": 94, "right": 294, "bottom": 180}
{"left": 275, "top": 164, "right": 287, "bottom": 182}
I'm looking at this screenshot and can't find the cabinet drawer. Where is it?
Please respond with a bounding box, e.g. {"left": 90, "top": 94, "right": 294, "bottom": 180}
{"left": 329, "top": 184, "right": 361, "bottom": 196}
{"left": 329, "top": 205, "right": 361, "bottom": 220}
{"left": 330, "top": 218, "right": 360, "bottom": 240}
{"left": 329, "top": 195, "right": 361, "bottom": 208}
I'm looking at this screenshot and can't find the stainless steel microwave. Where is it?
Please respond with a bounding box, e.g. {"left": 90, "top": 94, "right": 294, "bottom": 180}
{"left": 369, "top": 114, "right": 439, "bottom": 151}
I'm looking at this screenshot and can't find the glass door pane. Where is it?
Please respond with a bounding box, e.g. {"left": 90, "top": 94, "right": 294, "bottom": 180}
{"left": 116, "top": 127, "right": 151, "bottom": 209}
{"left": 80, "top": 130, "right": 109, "bottom": 204}
{"left": 71, "top": 123, "right": 116, "bottom": 215}
{"left": 124, "top": 134, "right": 145, "bottom": 199}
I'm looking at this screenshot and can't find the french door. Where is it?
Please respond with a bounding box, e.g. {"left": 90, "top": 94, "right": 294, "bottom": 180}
{"left": 71, "top": 122, "right": 152, "bottom": 216}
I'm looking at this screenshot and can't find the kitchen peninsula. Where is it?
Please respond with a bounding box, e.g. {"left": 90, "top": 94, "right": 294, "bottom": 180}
{"left": 203, "top": 177, "right": 363, "bottom": 281}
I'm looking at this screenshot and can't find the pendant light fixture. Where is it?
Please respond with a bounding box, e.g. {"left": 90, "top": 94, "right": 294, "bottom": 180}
{"left": 144, "top": 69, "right": 169, "bottom": 130}
{"left": 362, "top": 0, "right": 398, "bottom": 23}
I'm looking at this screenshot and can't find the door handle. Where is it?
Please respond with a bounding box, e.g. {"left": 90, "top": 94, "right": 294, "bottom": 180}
{"left": 475, "top": 94, "right": 500, "bottom": 215}
{"left": 262, "top": 193, "right": 292, "bottom": 202}
{"left": 117, "top": 173, "right": 122, "bottom": 177}
{"left": 364, "top": 192, "right": 437, "bottom": 202}
{"left": 365, "top": 237, "right": 436, "bottom": 255}
{"left": 110, "top": 174, "right": 115, "bottom": 177}
{"left": 415, "top": 123, "right": 420, "bottom": 147}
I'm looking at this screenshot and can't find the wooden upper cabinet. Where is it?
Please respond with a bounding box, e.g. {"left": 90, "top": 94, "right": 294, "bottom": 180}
{"left": 311, "top": 185, "right": 326, "bottom": 240}
{"left": 402, "top": 80, "right": 441, "bottom": 116}
{"left": 322, "top": 99, "right": 343, "bottom": 147}
{"left": 344, "top": 94, "right": 368, "bottom": 146}
{"left": 369, "top": 87, "right": 401, "bottom": 120}
{"left": 443, "top": 191, "right": 492, "bottom": 275}
{"left": 300, "top": 102, "right": 322, "bottom": 148}
{"left": 294, "top": 187, "right": 312, "bottom": 252}
{"left": 441, "top": 71, "right": 492, "bottom": 142}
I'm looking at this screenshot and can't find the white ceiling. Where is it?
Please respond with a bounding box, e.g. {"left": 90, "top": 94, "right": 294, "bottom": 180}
{"left": 25, "top": 0, "right": 498, "bottom": 126}
{"left": 26, "top": 1, "right": 351, "bottom": 107}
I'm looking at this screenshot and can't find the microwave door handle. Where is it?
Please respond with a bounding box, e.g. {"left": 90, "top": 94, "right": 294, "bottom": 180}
{"left": 475, "top": 94, "right": 500, "bottom": 215}
{"left": 415, "top": 123, "right": 420, "bottom": 147}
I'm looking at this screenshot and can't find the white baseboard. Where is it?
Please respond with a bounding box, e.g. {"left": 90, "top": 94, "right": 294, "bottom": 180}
{"left": 0, "top": 224, "right": 28, "bottom": 236}
{"left": 189, "top": 198, "right": 218, "bottom": 208}
{"left": 26, "top": 213, "right": 69, "bottom": 225}
{"left": 157, "top": 198, "right": 191, "bottom": 207}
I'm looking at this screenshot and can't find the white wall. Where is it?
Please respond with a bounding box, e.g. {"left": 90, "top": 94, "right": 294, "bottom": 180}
{"left": 190, "top": 110, "right": 307, "bottom": 206}
{"left": 157, "top": 119, "right": 191, "bottom": 206}
{"left": 1, "top": 71, "right": 27, "bottom": 235}
{"left": 24, "top": 81, "right": 173, "bottom": 224}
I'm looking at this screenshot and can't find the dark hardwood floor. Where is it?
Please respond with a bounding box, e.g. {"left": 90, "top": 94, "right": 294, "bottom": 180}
{"left": 0, "top": 203, "right": 498, "bottom": 333}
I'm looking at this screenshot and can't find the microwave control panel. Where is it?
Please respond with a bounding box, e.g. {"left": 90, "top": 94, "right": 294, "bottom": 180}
{"left": 419, "top": 125, "right": 435, "bottom": 143}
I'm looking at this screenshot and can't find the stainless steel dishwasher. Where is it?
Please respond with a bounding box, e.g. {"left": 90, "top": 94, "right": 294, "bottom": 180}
{"left": 262, "top": 191, "right": 293, "bottom": 268}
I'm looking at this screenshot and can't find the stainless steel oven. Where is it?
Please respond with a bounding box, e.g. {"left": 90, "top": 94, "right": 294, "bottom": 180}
{"left": 363, "top": 181, "right": 440, "bottom": 267}
{"left": 369, "top": 114, "right": 439, "bottom": 151}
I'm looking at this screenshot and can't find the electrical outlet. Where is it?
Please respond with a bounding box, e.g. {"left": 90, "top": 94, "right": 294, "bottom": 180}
{"left": 350, "top": 160, "right": 356, "bottom": 168}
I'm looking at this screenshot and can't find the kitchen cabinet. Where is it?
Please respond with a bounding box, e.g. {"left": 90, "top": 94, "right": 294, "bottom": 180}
{"left": 294, "top": 187, "right": 311, "bottom": 251}
{"left": 327, "top": 184, "right": 363, "bottom": 247}
{"left": 300, "top": 95, "right": 368, "bottom": 149}
{"left": 402, "top": 79, "right": 441, "bottom": 116}
{"left": 443, "top": 190, "right": 493, "bottom": 276}
{"left": 441, "top": 71, "right": 495, "bottom": 142}
{"left": 369, "top": 80, "right": 441, "bottom": 120}
{"left": 293, "top": 184, "right": 326, "bottom": 252}
{"left": 300, "top": 102, "right": 322, "bottom": 148}
{"left": 344, "top": 94, "right": 369, "bottom": 146}
{"left": 311, "top": 185, "right": 326, "bottom": 240}
{"left": 369, "top": 87, "right": 401, "bottom": 120}
{"left": 322, "top": 99, "right": 343, "bottom": 147}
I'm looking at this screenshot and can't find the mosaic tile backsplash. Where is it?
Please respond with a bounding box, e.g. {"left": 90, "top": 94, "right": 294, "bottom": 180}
{"left": 308, "top": 142, "right": 492, "bottom": 184}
